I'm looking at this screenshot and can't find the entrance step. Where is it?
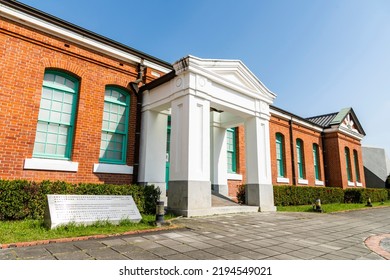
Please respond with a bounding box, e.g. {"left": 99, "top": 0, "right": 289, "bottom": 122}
{"left": 210, "top": 193, "right": 259, "bottom": 215}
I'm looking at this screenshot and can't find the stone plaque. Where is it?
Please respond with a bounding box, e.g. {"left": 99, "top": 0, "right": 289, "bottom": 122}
{"left": 44, "top": 195, "right": 142, "bottom": 229}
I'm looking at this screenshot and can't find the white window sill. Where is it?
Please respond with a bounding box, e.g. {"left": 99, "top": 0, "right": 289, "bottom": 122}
{"left": 24, "top": 158, "right": 78, "bottom": 172}
{"left": 315, "top": 180, "right": 324, "bottom": 186}
{"left": 277, "top": 177, "right": 290, "bottom": 184}
{"left": 298, "top": 179, "right": 308, "bottom": 185}
{"left": 227, "top": 173, "right": 243, "bottom": 181}
{"left": 348, "top": 181, "right": 355, "bottom": 187}
{"left": 356, "top": 182, "right": 363, "bottom": 187}
{"left": 93, "top": 163, "right": 133, "bottom": 174}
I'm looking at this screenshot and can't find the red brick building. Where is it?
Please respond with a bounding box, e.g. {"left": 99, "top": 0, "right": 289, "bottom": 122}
{"left": 0, "top": 1, "right": 367, "bottom": 215}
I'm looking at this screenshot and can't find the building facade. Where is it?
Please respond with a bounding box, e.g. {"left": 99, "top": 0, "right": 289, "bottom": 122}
{"left": 0, "top": 1, "right": 367, "bottom": 216}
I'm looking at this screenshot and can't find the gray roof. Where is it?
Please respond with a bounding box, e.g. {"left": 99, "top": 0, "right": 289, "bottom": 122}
{"left": 306, "top": 112, "right": 338, "bottom": 128}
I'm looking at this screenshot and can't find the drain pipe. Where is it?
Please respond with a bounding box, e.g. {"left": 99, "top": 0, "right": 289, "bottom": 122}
{"left": 289, "top": 119, "right": 297, "bottom": 185}
{"left": 129, "top": 60, "right": 146, "bottom": 184}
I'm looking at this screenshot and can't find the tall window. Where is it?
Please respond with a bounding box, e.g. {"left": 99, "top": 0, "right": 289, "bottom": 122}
{"left": 99, "top": 86, "right": 130, "bottom": 164}
{"left": 313, "top": 143, "right": 321, "bottom": 180}
{"left": 353, "top": 150, "right": 361, "bottom": 182}
{"left": 345, "top": 147, "right": 352, "bottom": 182}
{"left": 33, "top": 70, "right": 78, "bottom": 159}
{"left": 276, "top": 133, "right": 285, "bottom": 177}
{"left": 227, "top": 128, "right": 237, "bottom": 173}
{"left": 296, "top": 139, "right": 305, "bottom": 179}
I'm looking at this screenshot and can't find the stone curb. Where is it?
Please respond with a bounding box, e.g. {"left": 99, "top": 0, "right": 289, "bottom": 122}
{"left": 0, "top": 225, "right": 180, "bottom": 250}
{"left": 364, "top": 233, "right": 390, "bottom": 260}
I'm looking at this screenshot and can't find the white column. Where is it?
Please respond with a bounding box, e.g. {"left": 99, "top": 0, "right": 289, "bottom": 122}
{"left": 244, "top": 115, "right": 276, "bottom": 211}
{"left": 210, "top": 111, "right": 228, "bottom": 197}
{"left": 138, "top": 110, "right": 168, "bottom": 201}
{"left": 168, "top": 94, "right": 211, "bottom": 216}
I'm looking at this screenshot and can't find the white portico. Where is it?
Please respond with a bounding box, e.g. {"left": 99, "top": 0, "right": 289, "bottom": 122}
{"left": 138, "top": 56, "right": 276, "bottom": 216}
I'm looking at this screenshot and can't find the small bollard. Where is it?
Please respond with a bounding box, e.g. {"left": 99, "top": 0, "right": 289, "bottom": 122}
{"left": 314, "top": 198, "right": 323, "bottom": 213}
{"left": 365, "top": 197, "right": 373, "bottom": 207}
{"left": 155, "top": 201, "right": 165, "bottom": 225}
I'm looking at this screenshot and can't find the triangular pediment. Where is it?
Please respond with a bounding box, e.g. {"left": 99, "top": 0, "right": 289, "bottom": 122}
{"left": 330, "top": 108, "right": 366, "bottom": 136}
{"left": 174, "top": 56, "right": 276, "bottom": 101}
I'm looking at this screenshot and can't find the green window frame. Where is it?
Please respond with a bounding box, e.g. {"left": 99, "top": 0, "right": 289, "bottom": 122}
{"left": 33, "top": 70, "right": 79, "bottom": 160}
{"left": 99, "top": 86, "right": 130, "bottom": 164}
{"left": 313, "top": 143, "right": 321, "bottom": 180}
{"left": 345, "top": 147, "right": 352, "bottom": 181}
{"left": 276, "top": 133, "right": 285, "bottom": 177}
{"left": 353, "top": 149, "right": 360, "bottom": 182}
{"left": 227, "top": 128, "right": 237, "bottom": 173}
{"left": 296, "top": 139, "right": 305, "bottom": 179}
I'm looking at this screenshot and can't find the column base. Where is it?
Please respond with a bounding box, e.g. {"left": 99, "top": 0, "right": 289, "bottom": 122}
{"left": 246, "top": 183, "right": 276, "bottom": 212}
{"left": 167, "top": 180, "right": 211, "bottom": 217}
{"left": 211, "top": 184, "right": 229, "bottom": 197}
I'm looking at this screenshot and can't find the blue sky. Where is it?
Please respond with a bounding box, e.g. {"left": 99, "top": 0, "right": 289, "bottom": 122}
{"left": 19, "top": 0, "right": 390, "bottom": 156}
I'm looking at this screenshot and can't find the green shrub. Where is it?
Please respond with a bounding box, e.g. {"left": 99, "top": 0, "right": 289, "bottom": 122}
{"left": 273, "top": 185, "right": 344, "bottom": 206}
{"left": 0, "top": 180, "right": 160, "bottom": 221}
{"left": 344, "top": 188, "right": 388, "bottom": 203}
{"left": 236, "top": 185, "right": 246, "bottom": 204}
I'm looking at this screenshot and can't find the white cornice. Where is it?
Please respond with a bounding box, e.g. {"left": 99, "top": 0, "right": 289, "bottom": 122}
{"left": 323, "top": 126, "right": 364, "bottom": 141}
{"left": 0, "top": 4, "right": 171, "bottom": 73}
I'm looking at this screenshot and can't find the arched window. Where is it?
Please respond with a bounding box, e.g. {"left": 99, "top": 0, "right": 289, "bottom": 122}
{"left": 33, "top": 70, "right": 79, "bottom": 159}
{"left": 227, "top": 128, "right": 237, "bottom": 173}
{"left": 345, "top": 147, "right": 352, "bottom": 182}
{"left": 276, "top": 133, "right": 285, "bottom": 177}
{"left": 353, "top": 149, "right": 361, "bottom": 182}
{"left": 312, "top": 143, "right": 321, "bottom": 180}
{"left": 99, "top": 86, "right": 130, "bottom": 164}
{"left": 296, "top": 139, "right": 305, "bottom": 179}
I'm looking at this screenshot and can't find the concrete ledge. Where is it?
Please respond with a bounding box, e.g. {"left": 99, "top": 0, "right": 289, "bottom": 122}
{"left": 167, "top": 205, "right": 259, "bottom": 217}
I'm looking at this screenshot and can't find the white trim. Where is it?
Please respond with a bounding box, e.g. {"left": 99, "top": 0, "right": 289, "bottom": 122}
{"left": 269, "top": 109, "right": 323, "bottom": 133}
{"left": 315, "top": 180, "right": 324, "bottom": 186}
{"left": 348, "top": 181, "right": 356, "bottom": 187}
{"left": 0, "top": 4, "right": 171, "bottom": 74}
{"left": 298, "top": 179, "right": 309, "bottom": 185}
{"left": 93, "top": 163, "right": 133, "bottom": 174}
{"left": 356, "top": 182, "right": 363, "bottom": 187}
{"left": 227, "top": 173, "right": 243, "bottom": 181}
{"left": 277, "top": 177, "right": 290, "bottom": 184}
{"left": 24, "top": 158, "right": 78, "bottom": 172}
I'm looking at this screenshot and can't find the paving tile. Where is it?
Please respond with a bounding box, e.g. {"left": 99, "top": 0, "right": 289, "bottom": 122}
{"left": 12, "top": 246, "right": 52, "bottom": 259}
{"left": 147, "top": 246, "right": 178, "bottom": 257}
{"left": 183, "top": 250, "right": 221, "bottom": 260}
{"left": 0, "top": 250, "right": 19, "bottom": 260}
{"left": 54, "top": 251, "right": 93, "bottom": 260}
{"left": 171, "top": 244, "right": 197, "bottom": 253}
{"left": 237, "top": 250, "right": 269, "bottom": 260}
{"left": 44, "top": 243, "right": 81, "bottom": 255}
{"left": 87, "top": 248, "right": 129, "bottom": 260}
{"left": 124, "top": 250, "right": 163, "bottom": 260}
{"left": 163, "top": 253, "right": 195, "bottom": 260}
{"left": 73, "top": 240, "right": 107, "bottom": 250}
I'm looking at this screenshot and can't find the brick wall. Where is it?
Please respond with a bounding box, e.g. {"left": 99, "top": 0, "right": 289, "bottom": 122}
{"left": 0, "top": 17, "right": 164, "bottom": 184}
{"left": 323, "top": 131, "right": 366, "bottom": 188}
{"left": 269, "top": 116, "right": 325, "bottom": 187}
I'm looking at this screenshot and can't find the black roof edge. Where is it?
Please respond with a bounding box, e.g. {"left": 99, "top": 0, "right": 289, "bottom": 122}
{"left": 0, "top": 0, "right": 173, "bottom": 70}
{"left": 140, "top": 70, "right": 176, "bottom": 92}
{"left": 270, "top": 105, "right": 324, "bottom": 128}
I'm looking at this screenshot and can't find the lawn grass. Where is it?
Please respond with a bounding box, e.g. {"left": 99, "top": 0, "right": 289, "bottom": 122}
{"left": 0, "top": 214, "right": 175, "bottom": 244}
{"left": 277, "top": 200, "right": 390, "bottom": 213}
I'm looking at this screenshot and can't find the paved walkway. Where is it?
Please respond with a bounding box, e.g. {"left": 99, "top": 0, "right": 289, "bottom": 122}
{"left": 1, "top": 207, "right": 390, "bottom": 260}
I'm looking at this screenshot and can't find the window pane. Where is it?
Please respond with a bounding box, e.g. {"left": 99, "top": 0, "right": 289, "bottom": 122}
{"left": 33, "top": 71, "right": 77, "bottom": 159}
{"left": 100, "top": 87, "right": 129, "bottom": 163}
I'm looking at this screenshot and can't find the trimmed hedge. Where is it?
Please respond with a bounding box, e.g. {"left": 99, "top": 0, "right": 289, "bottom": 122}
{"left": 236, "top": 184, "right": 390, "bottom": 206}
{"left": 273, "top": 185, "right": 344, "bottom": 206}
{"left": 344, "top": 188, "right": 388, "bottom": 203}
{"left": 0, "top": 180, "right": 161, "bottom": 221}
